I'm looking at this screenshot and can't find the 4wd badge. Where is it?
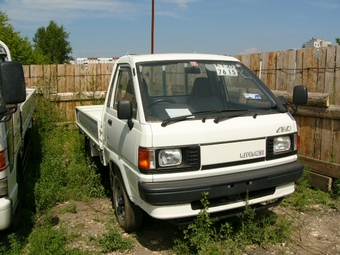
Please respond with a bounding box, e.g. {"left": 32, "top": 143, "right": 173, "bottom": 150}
{"left": 276, "top": 126, "right": 291, "bottom": 133}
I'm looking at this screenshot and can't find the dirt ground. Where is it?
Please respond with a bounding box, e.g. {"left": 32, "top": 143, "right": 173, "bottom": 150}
{"left": 51, "top": 198, "right": 340, "bottom": 255}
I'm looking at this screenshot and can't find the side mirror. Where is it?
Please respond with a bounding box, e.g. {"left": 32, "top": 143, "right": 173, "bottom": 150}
{"left": 118, "top": 100, "right": 133, "bottom": 119}
{"left": 0, "top": 61, "right": 26, "bottom": 104}
{"left": 117, "top": 100, "right": 134, "bottom": 130}
{"left": 293, "top": 85, "right": 308, "bottom": 106}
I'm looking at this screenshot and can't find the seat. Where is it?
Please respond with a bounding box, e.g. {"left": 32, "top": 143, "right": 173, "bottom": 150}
{"left": 188, "top": 77, "right": 222, "bottom": 112}
{"left": 141, "top": 78, "right": 153, "bottom": 105}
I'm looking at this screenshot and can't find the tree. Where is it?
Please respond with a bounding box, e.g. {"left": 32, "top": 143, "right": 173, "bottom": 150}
{"left": 33, "top": 20, "right": 73, "bottom": 64}
{"left": 0, "top": 11, "right": 45, "bottom": 64}
{"left": 336, "top": 38, "right": 340, "bottom": 45}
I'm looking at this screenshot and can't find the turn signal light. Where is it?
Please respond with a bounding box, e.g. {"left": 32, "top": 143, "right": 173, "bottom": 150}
{"left": 138, "top": 148, "right": 155, "bottom": 170}
{"left": 295, "top": 134, "right": 301, "bottom": 150}
{"left": 0, "top": 149, "right": 7, "bottom": 171}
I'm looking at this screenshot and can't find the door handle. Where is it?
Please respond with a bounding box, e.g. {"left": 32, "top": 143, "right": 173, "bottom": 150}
{"left": 108, "top": 119, "right": 112, "bottom": 126}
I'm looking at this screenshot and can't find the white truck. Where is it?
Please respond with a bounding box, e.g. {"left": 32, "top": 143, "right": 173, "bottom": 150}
{"left": 76, "top": 53, "right": 308, "bottom": 232}
{"left": 0, "top": 41, "right": 36, "bottom": 230}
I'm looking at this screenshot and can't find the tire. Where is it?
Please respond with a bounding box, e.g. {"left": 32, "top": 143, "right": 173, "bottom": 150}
{"left": 84, "top": 137, "right": 91, "bottom": 161}
{"left": 110, "top": 168, "right": 143, "bottom": 233}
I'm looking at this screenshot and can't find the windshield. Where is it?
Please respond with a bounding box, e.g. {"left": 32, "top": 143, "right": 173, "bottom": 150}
{"left": 137, "top": 60, "right": 277, "bottom": 122}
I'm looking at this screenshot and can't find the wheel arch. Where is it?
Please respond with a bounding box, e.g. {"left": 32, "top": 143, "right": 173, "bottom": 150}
{"left": 109, "top": 160, "right": 135, "bottom": 201}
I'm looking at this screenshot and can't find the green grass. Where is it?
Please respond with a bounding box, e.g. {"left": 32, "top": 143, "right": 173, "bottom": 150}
{"left": 173, "top": 193, "right": 292, "bottom": 255}
{"left": 333, "top": 178, "right": 340, "bottom": 197}
{"left": 90, "top": 220, "right": 134, "bottom": 253}
{"left": 33, "top": 125, "right": 106, "bottom": 211}
{"left": 0, "top": 96, "right": 110, "bottom": 254}
{"left": 283, "top": 167, "right": 339, "bottom": 211}
{"left": 57, "top": 203, "right": 77, "bottom": 214}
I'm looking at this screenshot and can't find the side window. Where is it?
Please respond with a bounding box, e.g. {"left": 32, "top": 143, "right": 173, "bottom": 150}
{"left": 106, "top": 78, "right": 115, "bottom": 108}
{"left": 113, "top": 67, "right": 137, "bottom": 118}
{"left": 106, "top": 67, "right": 118, "bottom": 108}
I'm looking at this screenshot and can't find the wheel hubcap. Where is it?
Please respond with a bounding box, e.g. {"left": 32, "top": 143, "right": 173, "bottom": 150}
{"left": 114, "top": 180, "right": 125, "bottom": 220}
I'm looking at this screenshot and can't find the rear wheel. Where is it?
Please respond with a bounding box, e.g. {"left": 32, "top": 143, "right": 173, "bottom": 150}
{"left": 110, "top": 167, "right": 143, "bottom": 233}
{"left": 84, "top": 137, "right": 92, "bottom": 163}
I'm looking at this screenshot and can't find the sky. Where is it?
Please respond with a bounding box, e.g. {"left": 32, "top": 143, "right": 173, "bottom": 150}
{"left": 1, "top": 0, "right": 339, "bottom": 59}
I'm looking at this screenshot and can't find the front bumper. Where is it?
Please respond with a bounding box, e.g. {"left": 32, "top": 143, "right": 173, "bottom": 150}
{"left": 0, "top": 197, "right": 12, "bottom": 230}
{"left": 138, "top": 161, "right": 303, "bottom": 206}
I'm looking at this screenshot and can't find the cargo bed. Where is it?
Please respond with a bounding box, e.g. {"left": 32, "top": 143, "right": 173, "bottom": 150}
{"left": 75, "top": 105, "right": 104, "bottom": 146}
{"left": 20, "top": 88, "right": 36, "bottom": 137}
{"left": 17, "top": 88, "right": 36, "bottom": 170}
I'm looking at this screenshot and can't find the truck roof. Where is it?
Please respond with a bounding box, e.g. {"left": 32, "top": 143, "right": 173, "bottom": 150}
{"left": 116, "top": 53, "right": 240, "bottom": 65}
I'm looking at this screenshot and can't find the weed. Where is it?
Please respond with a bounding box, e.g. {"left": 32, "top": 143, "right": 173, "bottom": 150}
{"left": 58, "top": 203, "right": 77, "bottom": 214}
{"left": 283, "top": 167, "right": 336, "bottom": 211}
{"left": 25, "top": 216, "right": 86, "bottom": 255}
{"left": 179, "top": 192, "right": 218, "bottom": 253}
{"left": 93, "top": 222, "right": 134, "bottom": 253}
{"left": 332, "top": 178, "right": 340, "bottom": 198}
{"left": 173, "top": 192, "right": 230, "bottom": 254}
{"left": 173, "top": 193, "right": 292, "bottom": 255}
{"left": 26, "top": 223, "right": 68, "bottom": 254}
{"left": 34, "top": 120, "right": 105, "bottom": 212}
{"left": 34, "top": 94, "right": 64, "bottom": 135}
{"left": 0, "top": 233, "right": 23, "bottom": 255}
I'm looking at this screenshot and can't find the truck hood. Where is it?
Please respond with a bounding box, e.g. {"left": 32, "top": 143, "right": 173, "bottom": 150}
{"left": 149, "top": 112, "right": 296, "bottom": 147}
{"left": 148, "top": 112, "right": 297, "bottom": 172}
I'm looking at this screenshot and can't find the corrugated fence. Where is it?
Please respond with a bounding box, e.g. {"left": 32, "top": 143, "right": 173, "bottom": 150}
{"left": 23, "top": 45, "right": 340, "bottom": 191}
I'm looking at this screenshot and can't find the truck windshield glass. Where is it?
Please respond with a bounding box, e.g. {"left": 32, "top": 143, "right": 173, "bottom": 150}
{"left": 137, "top": 60, "right": 277, "bottom": 122}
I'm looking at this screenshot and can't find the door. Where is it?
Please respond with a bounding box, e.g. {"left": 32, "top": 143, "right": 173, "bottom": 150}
{"left": 103, "top": 65, "right": 140, "bottom": 176}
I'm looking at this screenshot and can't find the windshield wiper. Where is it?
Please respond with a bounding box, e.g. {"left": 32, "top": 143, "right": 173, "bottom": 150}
{"left": 161, "top": 114, "right": 198, "bottom": 127}
{"left": 213, "top": 107, "right": 276, "bottom": 123}
{"left": 161, "top": 107, "right": 276, "bottom": 126}
{"left": 161, "top": 110, "right": 229, "bottom": 127}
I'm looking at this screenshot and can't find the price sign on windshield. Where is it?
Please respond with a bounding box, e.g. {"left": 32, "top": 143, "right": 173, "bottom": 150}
{"left": 214, "top": 64, "right": 238, "bottom": 76}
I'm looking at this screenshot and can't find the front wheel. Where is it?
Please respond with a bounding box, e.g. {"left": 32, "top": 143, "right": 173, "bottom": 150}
{"left": 111, "top": 170, "right": 143, "bottom": 233}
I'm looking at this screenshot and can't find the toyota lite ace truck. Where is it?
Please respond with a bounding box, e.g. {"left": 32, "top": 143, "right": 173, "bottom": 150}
{"left": 76, "top": 53, "right": 308, "bottom": 232}
{"left": 0, "top": 40, "right": 36, "bottom": 230}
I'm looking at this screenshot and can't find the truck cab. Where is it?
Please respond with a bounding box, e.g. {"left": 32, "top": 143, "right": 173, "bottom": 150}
{"left": 76, "top": 53, "right": 307, "bottom": 232}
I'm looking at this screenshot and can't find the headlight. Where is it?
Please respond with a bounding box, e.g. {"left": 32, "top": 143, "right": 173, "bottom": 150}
{"left": 158, "top": 149, "right": 182, "bottom": 167}
{"left": 273, "top": 136, "right": 291, "bottom": 154}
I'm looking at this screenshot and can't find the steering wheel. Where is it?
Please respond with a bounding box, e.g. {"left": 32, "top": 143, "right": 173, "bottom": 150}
{"left": 148, "top": 98, "right": 176, "bottom": 108}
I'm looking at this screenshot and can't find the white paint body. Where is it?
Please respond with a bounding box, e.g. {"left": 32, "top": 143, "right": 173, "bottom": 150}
{"left": 76, "top": 53, "right": 303, "bottom": 220}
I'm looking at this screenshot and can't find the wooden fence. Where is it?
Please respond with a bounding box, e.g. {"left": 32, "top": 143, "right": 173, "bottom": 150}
{"left": 23, "top": 63, "right": 114, "bottom": 119}
{"left": 23, "top": 45, "right": 340, "bottom": 191}
{"left": 234, "top": 46, "right": 340, "bottom": 191}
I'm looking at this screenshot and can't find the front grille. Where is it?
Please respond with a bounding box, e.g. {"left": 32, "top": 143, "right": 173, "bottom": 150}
{"left": 266, "top": 137, "right": 275, "bottom": 159}
{"left": 187, "top": 147, "right": 200, "bottom": 168}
